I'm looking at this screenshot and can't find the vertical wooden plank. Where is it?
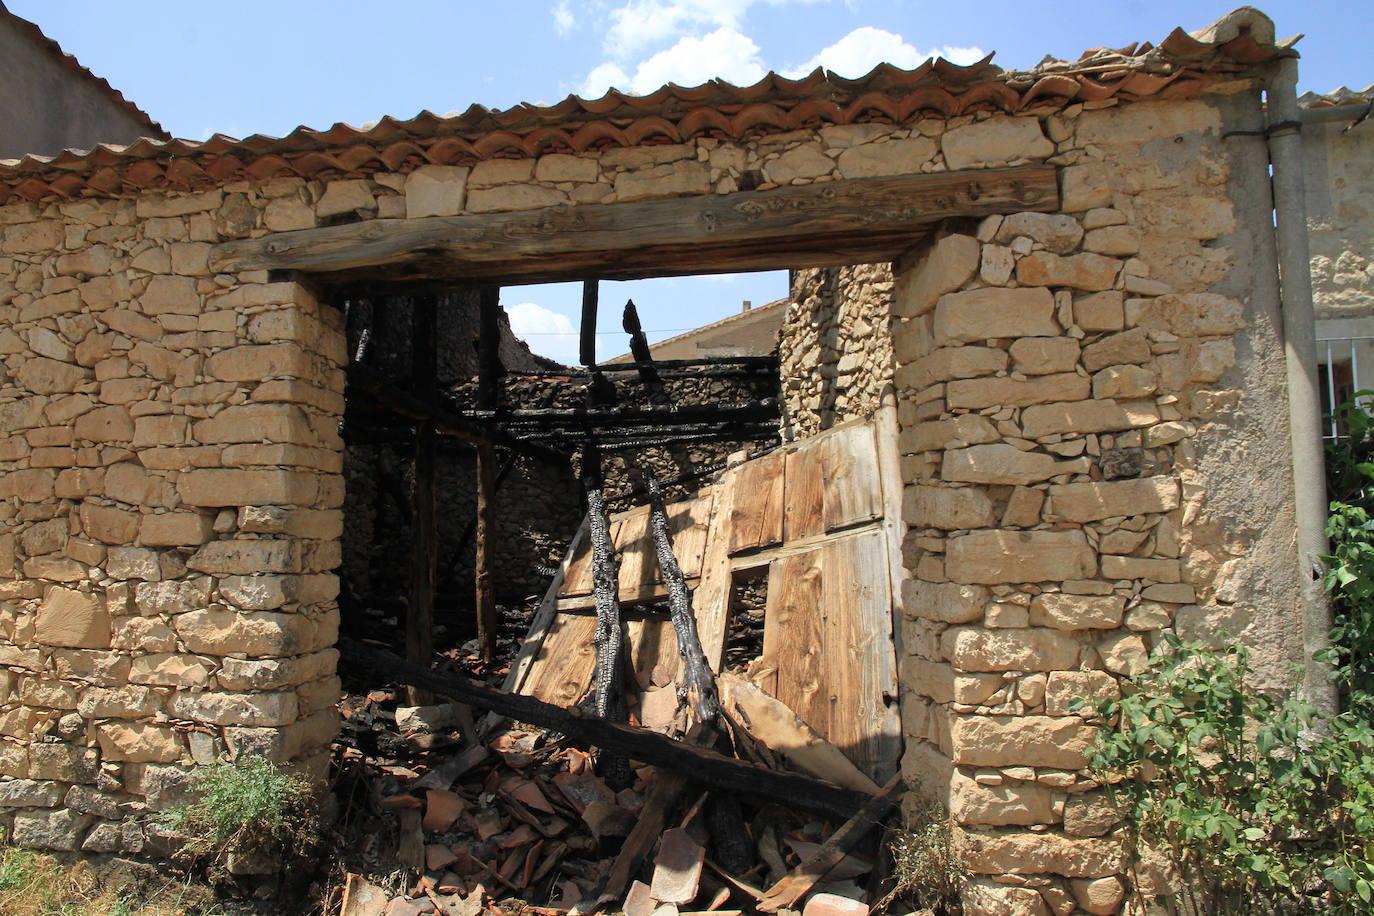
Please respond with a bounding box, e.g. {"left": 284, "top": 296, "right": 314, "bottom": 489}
{"left": 406, "top": 293, "right": 438, "bottom": 705}
{"left": 559, "top": 518, "right": 622, "bottom": 598}
{"left": 580, "top": 280, "right": 599, "bottom": 367}
{"left": 764, "top": 550, "right": 827, "bottom": 735}
{"left": 667, "top": 494, "right": 712, "bottom": 579}
{"left": 728, "top": 451, "right": 785, "bottom": 555}
{"left": 874, "top": 402, "right": 909, "bottom": 661}
{"left": 504, "top": 519, "right": 588, "bottom": 697}
{"left": 690, "top": 466, "right": 739, "bottom": 671}
{"left": 615, "top": 507, "right": 655, "bottom": 594}
{"left": 523, "top": 613, "right": 599, "bottom": 706}
{"left": 824, "top": 530, "right": 900, "bottom": 782}
{"left": 822, "top": 423, "right": 881, "bottom": 533}
{"left": 783, "top": 443, "right": 826, "bottom": 543}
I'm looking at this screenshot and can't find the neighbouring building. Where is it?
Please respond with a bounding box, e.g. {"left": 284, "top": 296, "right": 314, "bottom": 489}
{"left": 0, "top": 7, "right": 1344, "bottom": 912}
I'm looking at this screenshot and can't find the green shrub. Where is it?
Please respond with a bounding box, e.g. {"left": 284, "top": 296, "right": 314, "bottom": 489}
{"left": 1086, "top": 638, "right": 1374, "bottom": 915}
{"left": 1324, "top": 394, "right": 1374, "bottom": 700}
{"left": 163, "top": 757, "right": 321, "bottom": 866}
{"left": 873, "top": 796, "right": 964, "bottom": 914}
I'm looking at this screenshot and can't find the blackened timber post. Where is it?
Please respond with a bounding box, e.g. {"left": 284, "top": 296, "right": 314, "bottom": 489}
{"left": 580, "top": 280, "right": 598, "bottom": 367}
{"left": 406, "top": 293, "right": 439, "bottom": 705}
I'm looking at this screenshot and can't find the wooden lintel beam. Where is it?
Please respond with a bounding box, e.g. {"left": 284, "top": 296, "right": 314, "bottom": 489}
{"left": 208, "top": 166, "right": 1058, "bottom": 284}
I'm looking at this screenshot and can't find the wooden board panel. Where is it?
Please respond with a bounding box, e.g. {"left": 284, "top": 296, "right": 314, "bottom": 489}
{"left": 728, "top": 451, "right": 786, "bottom": 555}
{"left": 693, "top": 468, "right": 739, "bottom": 672}
{"left": 558, "top": 518, "right": 622, "bottom": 598}
{"left": 667, "top": 495, "right": 713, "bottom": 579}
{"left": 762, "top": 550, "right": 827, "bottom": 731}
{"left": 822, "top": 424, "right": 881, "bottom": 533}
{"left": 822, "top": 530, "right": 900, "bottom": 782}
{"left": 522, "top": 612, "right": 598, "bottom": 706}
{"left": 626, "top": 615, "right": 679, "bottom": 687}
{"left": 615, "top": 507, "right": 655, "bottom": 595}
{"left": 783, "top": 442, "right": 826, "bottom": 542}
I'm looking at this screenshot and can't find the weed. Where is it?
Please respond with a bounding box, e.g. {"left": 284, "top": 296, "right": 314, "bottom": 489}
{"left": 163, "top": 756, "right": 322, "bottom": 867}
{"left": 873, "top": 796, "right": 965, "bottom": 913}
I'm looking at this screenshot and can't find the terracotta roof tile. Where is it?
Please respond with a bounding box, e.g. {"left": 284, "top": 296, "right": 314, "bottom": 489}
{"left": 0, "top": 9, "right": 1292, "bottom": 206}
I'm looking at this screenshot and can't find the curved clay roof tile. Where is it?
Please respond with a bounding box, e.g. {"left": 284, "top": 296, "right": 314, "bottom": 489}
{"left": 955, "top": 82, "right": 1022, "bottom": 113}
{"left": 203, "top": 155, "right": 245, "bottom": 181}
{"left": 841, "top": 91, "right": 901, "bottom": 123}
{"left": 124, "top": 160, "right": 165, "bottom": 187}
{"left": 244, "top": 154, "right": 291, "bottom": 181}
{"left": 164, "top": 158, "right": 209, "bottom": 185}
{"left": 569, "top": 121, "right": 628, "bottom": 153}
{"left": 897, "top": 86, "right": 960, "bottom": 119}
{"left": 678, "top": 108, "right": 734, "bottom": 140}
{"left": 1018, "top": 74, "right": 1084, "bottom": 109}
{"left": 623, "top": 117, "right": 683, "bottom": 146}
{"left": 788, "top": 99, "right": 844, "bottom": 128}
{"left": 472, "top": 131, "right": 530, "bottom": 158}
{"left": 730, "top": 103, "right": 790, "bottom": 135}
{"left": 523, "top": 127, "right": 578, "bottom": 156}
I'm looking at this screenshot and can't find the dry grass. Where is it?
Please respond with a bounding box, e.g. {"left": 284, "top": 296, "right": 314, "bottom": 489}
{"left": 0, "top": 845, "right": 220, "bottom": 916}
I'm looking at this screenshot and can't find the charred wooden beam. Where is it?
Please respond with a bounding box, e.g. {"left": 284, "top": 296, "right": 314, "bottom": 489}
{"left": 506, "top": 354, "right": 779, "bottom": 376}
{"left": 477, "top": 286, "right": 504, "bottom": 410}
{"left": 462, "top": 399, "right": 777, "bottom": 425}
{"left": 209, "top": 167, "right": 1059, "bottom": 286}
{"left": 583, "top": 445, "right": 630, "bottom": 787}
{"left": 337, "top": 637, "right": 871, "bottom": 818}
{"left": 474, "top": 441, "right": 499, "bottom": 664}
{"left": 644, "top": 466, "right": 721, "bottom": 729}
{"left": 406, "top": 295, "right": 439, "bottom": 705}
{"left": 580, "top": 280, "right": 598, "bottom": 367}
{"left": 621, "top": 299, "right": 657, "bottom": 384}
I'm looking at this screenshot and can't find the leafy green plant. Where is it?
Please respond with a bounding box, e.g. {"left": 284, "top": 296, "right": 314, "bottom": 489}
{"left": 1086, "top": 638, "right": 1374, "bottom": 915}
{"left": 162, "top": 757, "right": 322, "bottom": 868}
{"left": 1324, "top": 393, "right": 1374, "bottom": 700}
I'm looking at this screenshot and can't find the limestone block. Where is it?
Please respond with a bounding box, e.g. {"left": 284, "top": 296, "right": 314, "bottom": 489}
{"left": 960, "top": 880, "right": 1050, "bottom": 916}
{"left": 187, "top": 540, "right": 299, "bottom": 575}
{"left": 36, "top": 586, "right": 110, "bottom": 648}
{"left": 1015, "top": 251, "right": 1119, "bottom": 291}
{"left": 960, "top": 829, "right": 1119, "bottom": 878}
{"left": 1135, "top": 194, "right": 1234, "bottom": 240}
{"left": 612, "top": 160, "right": 710, "bottom": 202}
{"left": 904, "top": 485, "right": 996, "bottom": 530}
{"left": 128, "top": 763, "right": 196, "bottom": 810}
{"left": 129, "top": 341, "right": 183, "bottom": 380}
{"left": 129, "top": 653, "right": 212, "bottom": 688}
{"left": 173, "top": 607, "right": 315, "bottom": 657}
{"left": 1047, "top": 477, "right": 1180, "bottom": 523}
{"left": 1045, "top": 670, "right": 1120, "bottom": 717}
{"left": 835, "top": 137, "right": 936, "bottom": 178}
{"left": 950, "top": 715, "right": 1097, "bottom": 769}
{"left": 111, "top": 616, "right": 178, "bottom": 653}
{"left": 1071, "top": 877, "right": 1125, "bottom": 915}
{"left": 1083, "top": 226, "right": 1139, "bottom": 256}
{"left": 1002, "top": 487, "right": 1045, "bottom": 527}
{"left": 899, "top": 414, "right": 1000, "bottom": 455}
{"left": 140, "top": 512, "right": 213, "bottom": 547}
{"left": 1098, "top": 633, "right": 1149, "bottom": 675}
{"left": 218, "top": 650, "right": 337, "bottom": 691}
{"left": 1007, "top": 337, "right": 1079, "bottom": 376}
{"left": 135, "top": 189, "right": 223, "bottom": 218}
{"left": 896, "top": 346, "right": 1007, "bottom": 389}
{"left": 168, "top": 690, "right": 299, "bottom": 728}
{"left": 1175, "top": 603, "right": 1251, "bottom": 646}
{"left": 140, "top": 276, "right": 199, "bottom": 316}
{"left": 1125, "top": 600, "right": 1173, "bottom": 630}
{"left": 193, "top": 403, "right": 315, "bottom": 445}
{"left": 1100, "top": 555, "right": 1180, "bottom": 582}
{"left": 28, "top": 742, "right": 96, "bottom": 782}
{"left": 1063, "top": 791, "right": 1121, "bottom": 837}
{"left": 1060, "top": 163, "right": 1113, "bottom": 212}
{"left": 901, "top": 657, "right": 956, "bottom": 704}
{"left": 177, "top": 468, "right": 319, "bottom": 507}
{"left": 53, "top": 649, "right": 131, "bottom": 687}
{"left": 20, "top": 518, "right": 67, "bottom": 556}
{"left": 204, "top": 344, "right": 311, "bottom": 382}
{"left": 534, "top": 154, "right": 598, "bottom": 183}
{"left": 893, "top": 234, "right": 979, "bottom": 319}
{"left": 933, "top": 287, "right": 1058, "bottom": 344}
{"left": 315, "top": 180, "right": 376, "bottom": 217}
{"left": 901, "top": 579, "right": 990, "bottom": 624}
{"left": 132, "top": 415, "right": 191, "bottom": 448}
{"left": 942, "top": 444, "right": 1081, "bottom": 485}
{"left": 941, "top": 117, "right": 1053, "bottom": 170}
{"left": 947, "top": 372, "right": 1090, "bottom": 409}
{"left": 951, "top": 771, "right": 1057, "bottom": 826}
{"left": 763, "top": 146, "right": 834, "bottom": 183}
{"left": 1020, "top": 398, "right": 1160, "bottom": 438}
{"left": 1076, "top": 99, "right": 1220, "bottom": 145}
{"left": 12, "top": 809, "right": 92, "bottom": 851}
{"left": 467, "top": 184, "right": 569, "bottom": 212}
{"left": 72, "top": 405, "right": 134, "bottom": 443}
{"left": 134, "top": 578, "right": 211, "bottom": 615}
{"left": 219, "top": 575, "right": 294, "bottom": 611}
{"left": 3, "top": 219, "right": 64, "bottom": 252}
{"left": 979, "top": 244, "right": 1014, "bottom": 285}
{"left": 0, "top": 779, "right": 62, "bottom": 807}
{"left": 1091, "top": 364, "right": 1156, "bottom": 399}
{"left": 1129, "top": 292, "right": 1247, "bottom": 336}
{"left": 77, "top": 685, "right": 162, "bottom": 718}
{"left": 941, "top": 627, "right": 1081, "bottom": 672}
{"left": 946, "top": 530, "right": 1096, "bottom": 584}
{"left": 96, "top": 722, "right": 184, "bottom": 763}
{"left": 1029, "top": 594, "right": 1125, "bottom": 630}
{"left": 18, "top": 357, "right": 90, "bottom": 395}
{"left": 995, "top": 212, "right": 1084, "bottom": 254}
{"left": 1072, "top": 291, "right": 1125, "bottom": 332}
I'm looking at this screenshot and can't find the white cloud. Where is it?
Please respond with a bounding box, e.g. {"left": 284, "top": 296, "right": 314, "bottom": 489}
{"left": 582, "top": 27, "right": 765, "bottom": 96}
{"left": 784, "top": 27, "right": 986, "bottom": 78}
{"left": 552, "top": 1, "right": 576, "bottom": 36}
{"left": 507, "top": 301, "right": 605, "bottom": 365}
{"left": 604, "top": 0, "right": 752, "bottom": 57}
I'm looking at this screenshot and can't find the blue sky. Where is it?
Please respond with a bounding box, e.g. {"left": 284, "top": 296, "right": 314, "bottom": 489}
{"left": 12, "top": 1, "right": 1370, "bottom": 363}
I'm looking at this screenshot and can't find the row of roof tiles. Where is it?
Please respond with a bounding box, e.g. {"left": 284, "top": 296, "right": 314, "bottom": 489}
{"left": 0, "top": 14, "right": 1291, "bottom": 206}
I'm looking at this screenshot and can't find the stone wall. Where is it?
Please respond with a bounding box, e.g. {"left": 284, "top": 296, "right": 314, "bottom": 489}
{"left": 892, "top": 94, "right": 1302, "bottom": 914}
{"left": 0, "top": 191, "right": 344, "bottom": 853}
{"left": 780, "top": 263, "right": 895, "bottom": 439}
{"left": 1304, "top": 110, "right": 1374, "bottom": 318}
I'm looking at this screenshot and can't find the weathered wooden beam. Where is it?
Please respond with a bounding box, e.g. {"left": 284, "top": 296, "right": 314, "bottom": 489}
{"left": 580, "top": 280, "right": 598, "bottom": 367}
{"left": 208, "top": 167, "right": 1058, "bottom": 285}
{"left": 337, "top": 637, "right": 871, "bottom": 818}
{"left": 475, "top": 441, "right": 499, "bottom": 664}
{"left": 406, "top": 295, "right": 439, "bottom": 705}
{"left": 583, "top": 445, "right": 630, "bottom": 787}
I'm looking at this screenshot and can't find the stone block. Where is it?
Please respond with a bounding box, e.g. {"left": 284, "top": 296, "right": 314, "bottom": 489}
{"left": 1073, "top": 291, "right": 1124, "bottom": 332}
{"left": 129, "top": 653, "right": 212, "bottom": 688}
{"left": 1081, "top": 327, "right": 1151, "bottom": 372}
{"left": 950, "top": 715, "right": 1097, "bottom": 769}
{"left": 467, "top": 184, "right": 568, "bottom": 212}
{"left": 903, "top": 485, "right": 996, "bottom": 530}
{"left": 961, "top": 880, "right": 1050, "bottom": 916}
{"left": 173, "top": 607, "right": 315, "bottom": 657}
{"left": 219, "top": 575, "right": 294, "bottom": 611}
{"left": 941, "top": 117, "right": 1053, "bottom": 170}
{"left": 187, "top": 539, "right": 299, "bottom": 575}
{"left": 12, "top": 808, "right": 92, "bottom": 851}
{"left": 0, "top": 779, "right": 62, "bottom": 807}
{"left": 1001, "top": 486, "right": 1045, "bottom": 527}
{"left": 933, "top": 287, "right": 1058, "bottom": 344}
{"left": 141, "top": 512, "right": 214, "bottom": 547}
{"left": 1060, "top": 163, "right": 1113, "bottom": 212}
{"left": 959, "top": 830, "right": 1119, "bottom": 877}
{"left": 1016, "top": 251, "right": 1119, "bottom": 291}
{"left": 1100, "top": 555, "right": 1180, "bottom": 582}
{"left": 78, "top": 684, "right": 162, "bottom": 718}
{"left": 1044, "top": 671, "right": 1120, "bottom": 716}
{"left": 1083, "top": 226, "right": 1139, "bottom": 256}
{"left": 901, "top": 580, "right": 989, "bottom": 624}
{"left": 136, "top": 189, "right": 223, "bottom": 218}
{"left": 107, "top": 547, "right": 161, "bottom": 581}
{"left": 1091, "top": 364, "right": 1156, "bottom": 399}
{"left": 1130, "top": 292, "right": 1246, "bottom": 336}
{"left": 995, "top": 212, "right": 1083, "bottom": 254}
{"left": 899, "top": 414, "right": 999, "bottom": 455}
{"left": 1008, "top": 337, "right": 1079, "bottom": 375}
{"left": 763, "top": 145, "right": 834, "bottom": 183}
{"left": 1071, "top": 877, "right": 1125, "bottom": 915}
{"left": 177, "top": 468, "right": 319, "bottom": 507}
{"left": 893, "top": 234, "right": 979, "bottom": 318}
{"left": 1098, "top": 633, "right": 1149, "bottom": 675}
{"left": 1020, "top": 398, "right": 1159, "bottom": 438}
{"left": 1063, "top": 792, "right": 1121, "bottom": 837}
{"left": 192, "top": 403, "right": 315, "bottom": 445}
{"left": 204, "top": 344, "right": 311, "bottom": 382}
{"left": 951, "top": 771, "right": 1059, "bottom": 827}
{"left": 946, "top": 530, "right": 1096, "bottom": 584}
{"left": 36, "top": 586, "right": 110, "bottom": 648}
{"left": 140, "top": 276, "right": 199, "bottom": 315}
{"left": 941, "top": 627, "right": 1081, "bottom": 672}
{"left": 835, "top": 137, "right": 936, "bottom": 178}
{"left": 96, "top": 722, "right": 184, "bottom": 763}
{"left": 942, "top": 444, "right": 1081, "bottom": 485}
{"left": 802, "top": 892, "right": 869, "bottom": 916}
{"left": 134, "top": 578, "right": 211, "bottom": 615}
{"left": 1047, "top": 477, "right": 1180, "bottom": 523}
{"left": 168, "top": 690, "right": 299, "bottom": 727}
{"left": 72, "top": 404, "right": 134, "bottom": 442}
{"left": 895, "top": 346, "right": 1007, "bottom": 389}
{"left": 534, "top": 154, "right": 598, "bottom": 183}
{"left": 947, "top": 372, "right": 1089, "bottom": 409}
{"left": 1029, "top": 594, "right": 1124, "bottom": 630}
{"left": 315, "top": 180, "right": 376, "bottom": 217}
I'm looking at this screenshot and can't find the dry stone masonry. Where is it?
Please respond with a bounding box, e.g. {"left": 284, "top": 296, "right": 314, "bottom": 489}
{"left": 0, "top": 15, "right": 1313, "bottom": 911}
